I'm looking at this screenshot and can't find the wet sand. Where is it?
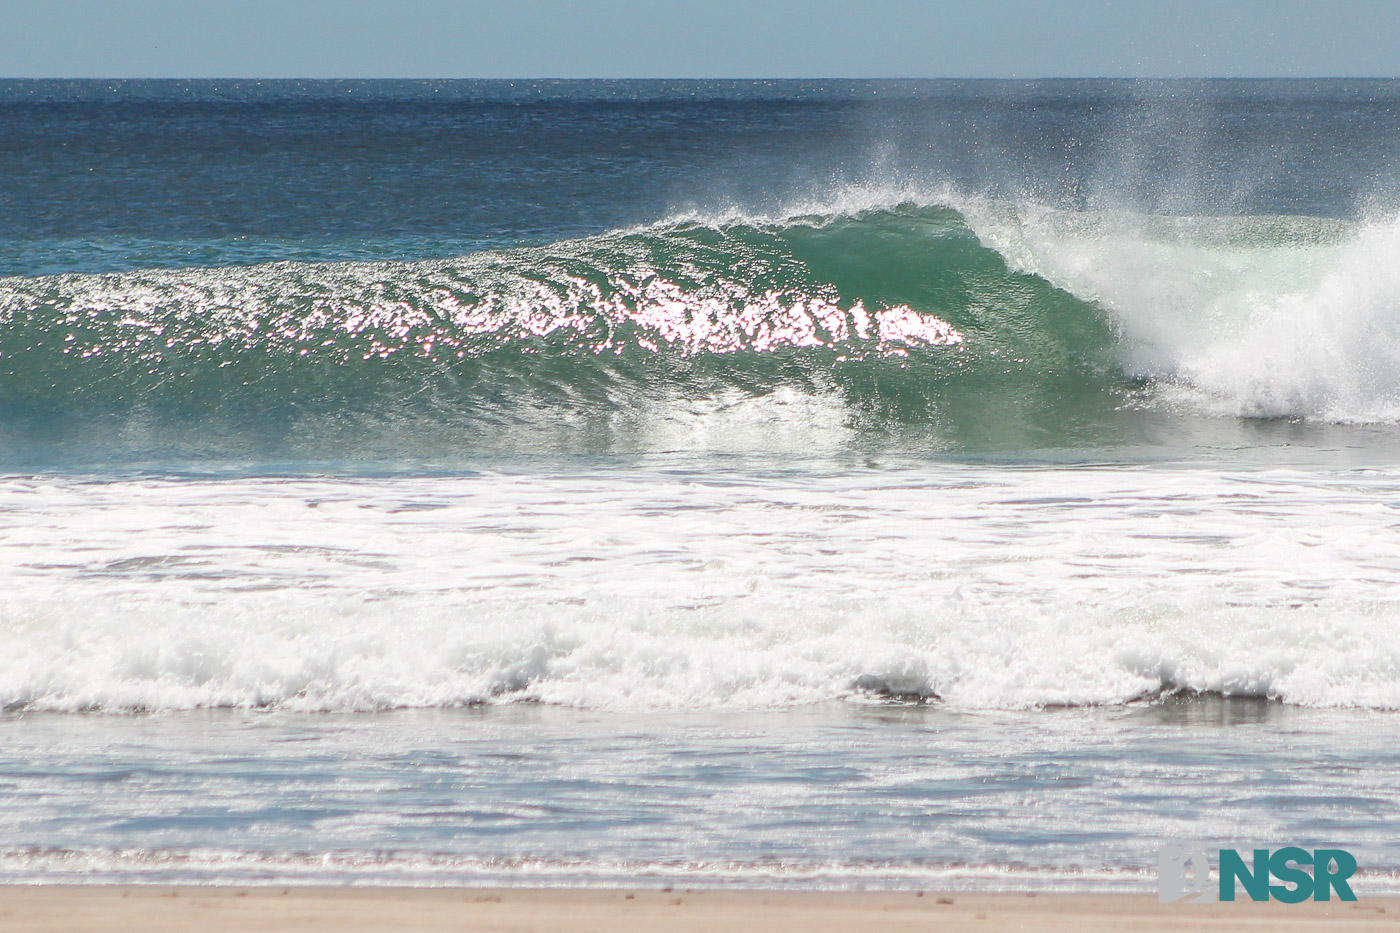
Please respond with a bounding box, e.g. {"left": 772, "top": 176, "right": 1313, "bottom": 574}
{"left": 0, "top": 886, "right": 1395, "bottom": 932}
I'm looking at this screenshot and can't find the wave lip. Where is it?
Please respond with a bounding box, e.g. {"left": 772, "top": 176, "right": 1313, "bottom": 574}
{"left": 958, "top": 199, "right": 1400, "bottom": 424}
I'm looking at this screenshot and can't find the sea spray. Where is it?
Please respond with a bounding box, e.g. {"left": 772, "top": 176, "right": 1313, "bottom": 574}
{"left": 959, "top": 200, "right": 1400, "bottom": 421}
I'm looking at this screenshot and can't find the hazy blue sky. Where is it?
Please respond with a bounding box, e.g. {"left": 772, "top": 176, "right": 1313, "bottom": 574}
{"left": 2, "top": 0, "right": 1397, "bottom": 79}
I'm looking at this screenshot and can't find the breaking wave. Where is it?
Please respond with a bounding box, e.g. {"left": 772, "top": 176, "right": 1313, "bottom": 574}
{"left": 3, "top": 196, "right": 1400, "bottom": 464}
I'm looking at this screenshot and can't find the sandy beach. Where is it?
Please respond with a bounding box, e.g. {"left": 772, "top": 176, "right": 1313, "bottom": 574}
{"left": 0, "top": 887, "right": 1394, "bottom": 932}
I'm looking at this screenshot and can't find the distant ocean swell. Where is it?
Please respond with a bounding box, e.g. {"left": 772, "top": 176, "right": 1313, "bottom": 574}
{"left": 6, "top": 198, "right": 1399, "bottom": 461}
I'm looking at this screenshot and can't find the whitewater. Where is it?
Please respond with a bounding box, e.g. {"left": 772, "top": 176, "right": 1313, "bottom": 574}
{"left": 4, "top": 78, "right": 1400, "bottom": 889}
{"left": 5, "top": 464, "right": 1400, "bottom": 713}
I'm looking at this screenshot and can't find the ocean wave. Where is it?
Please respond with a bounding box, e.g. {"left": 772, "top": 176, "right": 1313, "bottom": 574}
{"left": 4, "top": 594, "right": 1400, "bottom": 713}
{"left": 958, "top": 200, "right": 1400, "bottom": 422}
{"left": 5, "top": 466, "right": 1400, "bottom": 715}
{"left": 3, "top": 196, "right": 1400, "bottom": 462}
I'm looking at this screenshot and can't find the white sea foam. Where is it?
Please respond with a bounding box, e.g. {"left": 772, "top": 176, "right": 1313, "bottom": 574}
{"left": 0, "top": 846, "right": 1158, "bottom": 890}
{"left": 4, "top": 467, "right": 1400, "bottom": 713}
{"left": 5, "top": 845, "right": 1400, "bottom": 892}
{"left": 958, "top": 199, "right": 1400, "bottom": 423}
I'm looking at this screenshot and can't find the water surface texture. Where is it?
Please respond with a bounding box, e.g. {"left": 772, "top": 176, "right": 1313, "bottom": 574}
{"left": 3, "top": 79, "right": 1400, "bottom": 889}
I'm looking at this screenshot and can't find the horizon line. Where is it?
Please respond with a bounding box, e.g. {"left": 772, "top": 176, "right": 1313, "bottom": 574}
{"left": 2, "top": 75, "right": 1396, "bottom": 82}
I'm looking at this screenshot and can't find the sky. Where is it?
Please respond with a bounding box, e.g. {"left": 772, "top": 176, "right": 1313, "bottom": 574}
{"left": 1, "top": 0, "right": 1398, "bottom": 79}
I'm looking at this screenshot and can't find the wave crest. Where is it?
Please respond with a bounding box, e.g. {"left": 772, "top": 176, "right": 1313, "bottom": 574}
{"left": 7, "top": 195, "right": 1400, "bottom": 464}
{"left": 960, "top": 200, "right": 1400, "bottom": 423}
{"left": 0, "top": 203, "right": 1115, "bottom": 463}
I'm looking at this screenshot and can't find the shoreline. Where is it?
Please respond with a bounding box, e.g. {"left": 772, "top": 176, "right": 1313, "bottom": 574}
{"left": 0, "top": 886, "right": 1394, "bottom": 932}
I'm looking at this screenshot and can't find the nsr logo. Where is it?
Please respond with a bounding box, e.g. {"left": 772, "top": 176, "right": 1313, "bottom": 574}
{"left": 1159, "top": 847, "right": 1358, "bottom": 904}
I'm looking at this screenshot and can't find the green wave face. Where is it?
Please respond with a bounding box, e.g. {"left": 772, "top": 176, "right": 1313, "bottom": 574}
{"left": 0, "top": 204, "right": 1132, "bottom": 465}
